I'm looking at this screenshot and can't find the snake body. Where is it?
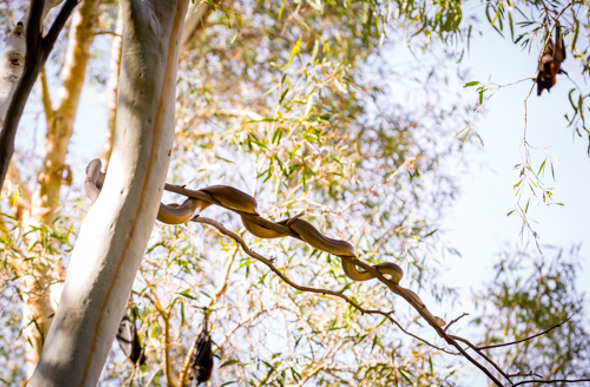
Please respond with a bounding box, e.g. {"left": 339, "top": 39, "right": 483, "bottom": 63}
{"left": 287, "top": 218, "right": 404, "bottom": 283}
{"left": 85, "top": 159, "right": 444, "bottom": 326}
{"left": 157, "top": 200, "right": 203, "bottom": 224}
{"left": 156, "top": 185, "right": 260, "bottom": 225}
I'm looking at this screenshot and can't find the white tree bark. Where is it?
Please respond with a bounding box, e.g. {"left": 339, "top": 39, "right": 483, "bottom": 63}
{"left": 180, "top": 0, "right": 213, "bottom": 50}
{"left": 0, "top": 0, "right": 62, "bottom": 128}
{"left": 0, "top": 22, "right": 25, "bottom": 129}
{"left": 28, "top": 0, "right": 189, "bottom": 385}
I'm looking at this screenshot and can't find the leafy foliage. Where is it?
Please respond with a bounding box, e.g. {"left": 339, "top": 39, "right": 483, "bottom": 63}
{"left": 474, "top": 245, "right": 590, "bottom": 383}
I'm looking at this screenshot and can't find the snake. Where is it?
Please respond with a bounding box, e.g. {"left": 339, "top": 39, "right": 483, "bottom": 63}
{"left": 85, "top": 159, "right": 445, "bottom": 326}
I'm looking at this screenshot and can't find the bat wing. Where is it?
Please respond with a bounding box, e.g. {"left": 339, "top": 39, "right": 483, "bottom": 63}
{"left": 116, "top": 315, "right": 134, "bottom": 358}
{"left": 116, "top": 314, "right": 145, "bottom": 365}
{"left": 554, "top": 25, "right": 566, "bottom": 63}
{"left": 189, "top": 330, "right": 214, "bottom": 383}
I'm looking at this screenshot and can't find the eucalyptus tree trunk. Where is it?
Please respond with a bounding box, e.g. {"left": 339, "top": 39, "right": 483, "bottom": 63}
{"left": 28, "top": 0, "right": 189, "bottom": 385}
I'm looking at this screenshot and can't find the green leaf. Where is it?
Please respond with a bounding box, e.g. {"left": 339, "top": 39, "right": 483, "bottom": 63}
{"left": 178, "top": 289, "right": 197, "bottom": 301}
{"left": 288, "top": 36, "right": 302, "bottom": 60}
{"left": 508, "top": 11, "right": 514, "bottom": 41}
{"left": 537, "top": 159, "right": 546, "bottom": 175}
{"left": 220, "top": 359, "right": 241, "bottom": 368}
{"left": 464, "top": 81, "right": 480, "bottom": 87}
{"left": 277, "top": 0, "right": 286, "bottom": 20}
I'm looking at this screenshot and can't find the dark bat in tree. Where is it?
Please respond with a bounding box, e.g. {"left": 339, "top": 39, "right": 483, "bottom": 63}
{"left": 189, "top": 311, "right": 214, "bottom": 385}
{"left": 116, "top": 313, "right": 146, "bottom": 366}
{"left": 536, "top": 25, "right": 566, "bottom": 96}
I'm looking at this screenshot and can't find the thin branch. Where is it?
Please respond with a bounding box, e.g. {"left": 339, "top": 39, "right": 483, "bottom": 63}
{"left": 177, "top": 338, "right": 197, "bottom": 387}
{"left": 444, "top": 312, "right": 469, "bottom": 332}
{"left": 478, "top": 315, "right": 573, "bottom": 350}
{"left": 513, "top": 378, "right": 590, "bottom": 386}
{"left": 449, "top": 334, "right": 514, "bottom": 384}
{"left": 93, "top": 30, "right": 122, "bottom": 37}
{"left": 142, "top": 276, "right": 177, "bottom": 387}
{"left": 192, "top": 216, "right": 455, "bottom": 353}
{"left": 215, "top": 307, "right": 276, "bottom": 350}
{"left": 176, "top": 248, "right": 239, "bottom": 387}
{"left": 39, "top": 68, "right": 54, "bottom": 122}
{"left": 42, "top": 0, "right": 79, "bottom": 56}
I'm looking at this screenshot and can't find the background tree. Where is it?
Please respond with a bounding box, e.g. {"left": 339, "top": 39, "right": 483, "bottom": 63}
{"left": 0, "top": 0, "right": 589, "bottom": 385}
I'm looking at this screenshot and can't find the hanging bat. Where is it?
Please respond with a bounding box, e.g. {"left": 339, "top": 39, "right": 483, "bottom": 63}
{"left": 188, "top": 310, "right": 214, "bottom": 385}
{"left": 116, "top": 313, "right": 146, "bottom": 366}
{"left": 536, "top": 25, "right": 566, "bottom": 96}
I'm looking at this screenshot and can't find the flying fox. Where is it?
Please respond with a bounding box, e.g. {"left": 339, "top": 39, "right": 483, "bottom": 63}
{"left": 536, "top": 26, "right": 566, "bottom": 96}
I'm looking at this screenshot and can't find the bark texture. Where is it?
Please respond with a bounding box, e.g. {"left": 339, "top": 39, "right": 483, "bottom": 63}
{"left": 28, "top": 0, "right": 189, "bottom": 385}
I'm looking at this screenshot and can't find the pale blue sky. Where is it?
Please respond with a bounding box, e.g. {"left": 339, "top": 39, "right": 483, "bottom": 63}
{"left": 442, "top": 15, "right": 590, "bottom": 314}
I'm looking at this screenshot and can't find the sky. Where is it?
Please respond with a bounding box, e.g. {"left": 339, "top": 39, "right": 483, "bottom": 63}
{"left": 440, "top": 12, "right": 590, "bottom": 312}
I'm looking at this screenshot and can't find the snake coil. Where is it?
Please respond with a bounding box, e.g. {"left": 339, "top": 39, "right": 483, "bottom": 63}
{"left": 85, "top": 159, "right": 445, "bottom": 326}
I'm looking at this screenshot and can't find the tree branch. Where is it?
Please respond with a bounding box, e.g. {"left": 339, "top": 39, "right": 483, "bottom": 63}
{"left": 478, "top": 315, "right": 573, "bottom": 350}
{"left": 513, "top": 378, "right": 590, "bottom": 386}
{"left": 191, "top": 215, "right": 505, "bottom": 385}
{"left": 143, "top": 276, "right": 177, "bottom": 387}
{"left": 192, "top": 216, "right": 452, "bottom": 353}
{"left": 176, "top": 248, "right": 238, "bottom": 387}
{"left": 0, "top": 0, "right": 78, "bottom": 190}
{"left": 38, "top": 68, "right": 53, "bottom": 122}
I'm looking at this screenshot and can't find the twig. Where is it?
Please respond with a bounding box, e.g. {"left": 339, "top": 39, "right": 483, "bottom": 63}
{"left": 142, "top": 275, "right": 177, "bottom": 387}
{"left": 444, "top": 312, "right": 469, "bottom": 332}
{"left": 191, "top": 216, "right": 451, "bottom": 353}
{"left": 479, "top": 315, "right": 573, "bottom": 350}
{"left": 449, "top": 334, "right": 514, "bottom": 383}
{"left": 176, "top": 248, "right": 238, "bottom": 387}
{"left": 513, "top": 378, "right": 590, "bottom": 386}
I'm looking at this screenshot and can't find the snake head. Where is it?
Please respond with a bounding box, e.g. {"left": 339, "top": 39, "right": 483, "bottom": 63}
{"left": 434, "top": 316, "right": 446, "bottom": 327}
